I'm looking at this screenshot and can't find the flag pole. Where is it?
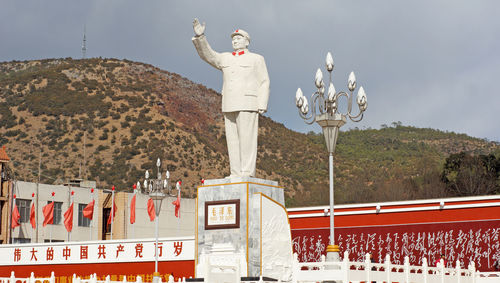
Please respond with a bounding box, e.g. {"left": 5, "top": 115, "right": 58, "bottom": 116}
{"left": 90, "top": 188, "right": 94, "bottom": 241}
{"left": 68, "top": 200, "right": 70, "bottom": 242}
{"left": 68, "top": 191, "right": 74, "bottom": 242}
{"left": 31, "top": 193, "right": 35, "bottom": 243}
{"left": 50, "top": 192, "right": 54, "bottom": 243}
{"left": 132, "top": 189, "right": 136, "bottom": 239}
{"left": 9, "top": 182, "right": 14, "bottom": 244}
{"left": 11, "top": 192, "right": 16, "bottom": 244}
{"left": 178, "top": 181, "right": 182, "bottom": 235}
{"left": 110, "top": 186, "right": 115, "bottom": 240}
{"left": 179, "top": 183, "right": 182, "bottom": 232}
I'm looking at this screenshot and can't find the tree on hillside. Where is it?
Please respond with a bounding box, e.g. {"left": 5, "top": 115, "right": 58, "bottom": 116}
{"left": 441, "top": 153, "right": 500, "bottom": 196}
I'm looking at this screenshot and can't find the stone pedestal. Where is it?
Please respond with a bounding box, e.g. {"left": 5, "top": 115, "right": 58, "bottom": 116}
{"left": 195, "top": 177, "right": 285, "bottom": 279}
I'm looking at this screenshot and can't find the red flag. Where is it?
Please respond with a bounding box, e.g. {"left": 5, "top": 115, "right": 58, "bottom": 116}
{"left": 63, "top": 202, "right": 74, "bottom": 232}
{"left": 83, "top": 200, "right": 95, "bottom": 220}
{"left": 11, "top": 203, "right": 20, "bottom": 229}
{"left": 147, "top": 198, "right": 155, "bottom": 221}
{"left": 42, "top": 202, "right": 54, "bottom": 227}
{"left": 130, "top": 194, "right": 136, "bottom": 224}
{"left": 172, "top": 192, "right": 181, "bottom": 218}
{"left": 107, "top": 198, "right": 117, "bottom": 225}
{"left": 30, "top": 202, "right": 36, "bottom": 229}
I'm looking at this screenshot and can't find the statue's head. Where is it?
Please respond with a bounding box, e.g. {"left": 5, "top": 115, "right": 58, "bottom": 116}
{"left": 231, "top": 29, "right": 250, "bottom": 51}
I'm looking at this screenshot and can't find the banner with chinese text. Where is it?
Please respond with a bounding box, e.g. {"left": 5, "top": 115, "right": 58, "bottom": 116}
{"left": 1, "top": 237, "right": 194, "bottom": 265}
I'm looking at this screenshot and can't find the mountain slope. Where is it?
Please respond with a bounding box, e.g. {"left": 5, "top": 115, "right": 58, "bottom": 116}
{"left": 1, "top": 58, "right": 498, "bottom": 206}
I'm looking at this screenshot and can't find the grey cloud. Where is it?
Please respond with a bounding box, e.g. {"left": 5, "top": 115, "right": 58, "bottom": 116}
{"left": 1, "top": 0, "right": 499, "bottom": 141}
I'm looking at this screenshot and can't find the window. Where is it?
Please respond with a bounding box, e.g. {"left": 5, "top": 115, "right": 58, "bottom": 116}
{"left": 103, "top": 208, "right": 111, "bottom": 235}
{"left": 16, "top": 199, "right": 31, "bottom": 223}
{"left": 44, "top": 239, "right": 64, "bottom": 243}
{"left": 47, "top": 201, "right": 63, "bottom": 225}
{"left": 78, "top": 203, "right": 91, "bottom": 227}
{"left": 13, "top": 237, "right": 31, "bottom": 244}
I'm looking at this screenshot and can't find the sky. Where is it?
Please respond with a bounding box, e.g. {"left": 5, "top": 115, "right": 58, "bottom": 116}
{"left": 1, "top": 0, "right": 500, "bottom": 142}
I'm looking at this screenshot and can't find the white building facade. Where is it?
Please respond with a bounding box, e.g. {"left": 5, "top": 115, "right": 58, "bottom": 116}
{"left": 8, "top": 181, "right": 195, "bottom": 243}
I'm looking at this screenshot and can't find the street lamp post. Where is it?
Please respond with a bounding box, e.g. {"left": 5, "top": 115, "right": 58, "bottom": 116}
{"left": 295, "top": 52, "right": 368, "bottom": 261}
{"left": 139, "top": 158, "right": 171, "bottom": 283}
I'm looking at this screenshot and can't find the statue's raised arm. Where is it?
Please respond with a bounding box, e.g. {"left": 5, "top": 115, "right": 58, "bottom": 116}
{"left": 191, "top": 19, "right": 221, "bottom": 69}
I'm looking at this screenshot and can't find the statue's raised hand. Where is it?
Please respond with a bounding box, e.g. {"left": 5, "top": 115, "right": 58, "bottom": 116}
{"left": 193, "top": 18, "right": 206, "bottom": 36}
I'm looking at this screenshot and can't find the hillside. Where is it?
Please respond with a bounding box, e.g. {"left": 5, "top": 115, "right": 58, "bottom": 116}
{"left": 1, "top": 58, "right": 499, "bottom": 206}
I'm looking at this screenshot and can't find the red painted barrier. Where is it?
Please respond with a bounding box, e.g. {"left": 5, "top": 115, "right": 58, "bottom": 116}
{"left": 288, "top": 196, "right": 500, "bottom": 271}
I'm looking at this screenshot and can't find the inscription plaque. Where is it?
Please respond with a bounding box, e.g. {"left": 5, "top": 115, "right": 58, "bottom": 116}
{"left": 205, "top": 199, "right": 240, "bottom": 230}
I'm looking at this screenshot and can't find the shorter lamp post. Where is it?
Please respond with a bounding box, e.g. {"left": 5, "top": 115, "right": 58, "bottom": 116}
{"left": 139, "top": 158, "right": 171, "bottom": 283}
{"left": 295, "top": 52, "right": 367, "bottom": 261}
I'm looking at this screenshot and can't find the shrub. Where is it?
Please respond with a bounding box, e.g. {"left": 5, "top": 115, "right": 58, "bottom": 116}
{"left": 99, "top": 132, "right": 108, "bottom": 140}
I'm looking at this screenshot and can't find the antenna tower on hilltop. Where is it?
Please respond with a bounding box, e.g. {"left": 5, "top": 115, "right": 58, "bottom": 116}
{"left": 82, "top": 25, "right": 87, "bottom": 59}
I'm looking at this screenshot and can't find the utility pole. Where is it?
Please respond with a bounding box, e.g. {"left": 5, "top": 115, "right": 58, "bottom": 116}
{"left": 36, "top": 148, "right": 41, "bottom": 243}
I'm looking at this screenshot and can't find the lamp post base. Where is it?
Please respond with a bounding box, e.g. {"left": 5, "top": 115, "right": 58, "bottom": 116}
{"left": 324, "top": 245, "right": 341, "bottom": 283}
{"left": 152, "top": 272, "right": 161, "bottom": 283}
{"left": 326, "top": 244, "right": 340, "bottom": 262}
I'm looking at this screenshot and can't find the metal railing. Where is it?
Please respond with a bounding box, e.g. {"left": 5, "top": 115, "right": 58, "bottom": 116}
{"left": 292, "top": 251, "right": 500, "bottom": 283}
{"left": 0, "top": 271, "right": 55, "bottom": 283}
{"left": 3, "top": 254, "right": 500, "bottom": 283}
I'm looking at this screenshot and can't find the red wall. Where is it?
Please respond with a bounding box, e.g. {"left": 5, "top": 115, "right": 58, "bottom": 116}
{"left": 289, "top": 199, "right": 500, "bottom": 271}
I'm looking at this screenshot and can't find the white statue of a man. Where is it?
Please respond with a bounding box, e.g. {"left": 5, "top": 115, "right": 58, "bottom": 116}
{"left": 192, "top": 18, "right": 270, "bottom": 177}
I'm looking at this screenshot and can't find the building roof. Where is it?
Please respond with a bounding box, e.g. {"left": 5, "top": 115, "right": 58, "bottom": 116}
{"left": 287, "top": 194, "right": 500, "bottom": 229}
{"left": 0, "top": 146, "right": 10, "bottom": 162}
